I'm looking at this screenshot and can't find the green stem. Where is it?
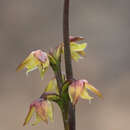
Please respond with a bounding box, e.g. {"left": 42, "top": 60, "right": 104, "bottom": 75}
{"left": 60, "top": 100, "right": 70, "bottom": 130}
{"left": 62, "top": 108, "right": 69, "bottom": 130}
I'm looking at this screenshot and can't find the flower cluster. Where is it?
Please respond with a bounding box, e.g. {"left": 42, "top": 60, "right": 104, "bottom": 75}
{"left": 17, "top": 36, "right": 102, "bottom": 126}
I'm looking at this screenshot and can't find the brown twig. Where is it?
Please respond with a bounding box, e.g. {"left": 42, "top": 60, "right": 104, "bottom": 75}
{"left": 63, "top": 0, "right": 75, "bottom": 130}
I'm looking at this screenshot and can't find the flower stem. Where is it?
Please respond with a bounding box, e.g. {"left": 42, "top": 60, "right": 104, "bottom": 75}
{"left": 63, "top": 0, "right": 76, "bottom": 130}
{"left": 63, "top": 0, "right": 73, "bottom": 80}
{"left": 62, "top": 106, "right": 69, "bottom": 130}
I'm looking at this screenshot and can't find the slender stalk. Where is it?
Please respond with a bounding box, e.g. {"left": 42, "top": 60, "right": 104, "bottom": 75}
{"left": 62, "top": 107, "right": 69, "bottom": 130}
{"left": 63, "top": 0, "right": 73, "bottom": 80}
{"left": 68, "top": 103, "right": 75, "bottom": 130}
{"left": 63, "top": 0, "right": 76, "bottom": 130}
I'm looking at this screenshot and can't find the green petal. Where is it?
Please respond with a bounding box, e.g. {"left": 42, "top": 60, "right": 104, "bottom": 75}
{"left": 78, "top": 51, "right": 86, "bottom": 56}
{"left": 47, "top": 101, "right": 54, "bottom": 121}
{"left": 48, "top": 54, "right": 57, "bottom": 65}
{"left": 71, "top": 51, "right": 82, "bottom": 62}
{"left": 38, "top": 65, "right": 47, "bottom": 79}
{"left": 42, "top": 58, "right": 49, "bottom": 68}
{"left": 80, "top": 87, "right": 93, "bottom": 100}
{"left": 85, "top": 83, "right": 102, "bottom": 98}
{"left": 68, "top": 85, "right": 75, "bottom": 104}
{"left": 25, "top": 54, "right": 40, "bottom": 70}
{"left": 55, "top": 45, "right": 62, "bottom": 60}
{"left": 32, "top": 113, "right": 42, "bottom": 126}
{"left": 70, "top": 42, "right": 87, "bottom": 52}
{"left": 26, "top": 66, "right": 37, "bottom": 76}
{"left": 44, "top": 78, "right": 59, "bottom": 94}
{"left": 17, "top": 53, "right": 39, "bottom": 72}
{"left": 23, "top": 106, "right": 35, "bottom": 126}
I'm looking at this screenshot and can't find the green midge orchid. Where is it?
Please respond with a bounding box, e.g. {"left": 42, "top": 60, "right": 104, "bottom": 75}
{"left": 17, "top": 36, "right": 102, "bottom": 128}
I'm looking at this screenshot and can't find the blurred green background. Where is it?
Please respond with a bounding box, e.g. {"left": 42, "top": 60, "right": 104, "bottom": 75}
{"left": 0, "top": 0, "right": 129, "bottom": 130}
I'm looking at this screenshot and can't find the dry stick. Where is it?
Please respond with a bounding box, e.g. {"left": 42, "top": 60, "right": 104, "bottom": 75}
{"left": 63, "top": 0, "right": 75, "bottom": 130}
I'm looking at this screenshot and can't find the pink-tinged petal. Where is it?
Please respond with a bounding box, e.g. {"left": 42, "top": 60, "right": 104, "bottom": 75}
{"left": 70, "top": 36, "right": 84, "bottom": 42}
{"left": 23, "top": 98, "right": 54, "bottom": 126}
{"left": 68, "top": 80, "right": 84, "bottom": 105}
{"left": 69, "top": 79, "right": 102, "bottom": 105}
{"left": 33, "top": 50, "right": 49, "bottom": 63}
{"left": 33, "top": 50, "right": 49, "bottom": 76}
{"left": 85, "top": 83, "right": 102, "bottom": 98}
{"left": 35, "top": 100, "right": 48, "bottom": 124}
{"left": 23, "top": 106, "right": 35, "bottom": 126}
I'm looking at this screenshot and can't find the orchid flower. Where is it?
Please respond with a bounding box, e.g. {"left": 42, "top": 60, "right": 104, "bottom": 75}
{"left": 17, "top": 50, "right": 49, "bottom": 78}
{"left": 56, "top": 36, "right": 87, "bottom": 61}
{"left": 68, "top": 80, "right": 102, "bottom": 105}
{"left": 23, "top": 98, "right": 53, "bottom": 126}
